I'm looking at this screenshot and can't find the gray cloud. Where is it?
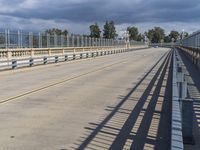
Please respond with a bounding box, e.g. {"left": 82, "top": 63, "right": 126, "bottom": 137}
{"left": 0, "top": 0, "right": 199, "bottom": 33}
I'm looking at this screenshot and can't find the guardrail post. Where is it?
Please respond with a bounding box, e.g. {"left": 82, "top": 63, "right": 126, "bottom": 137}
{"left": 73, "top": 54, "right": 76, "bottom": 60}
{"left": 43, "top": 57, "right": 47, "bottom": 64}
{"left": 80, "top": 53, "right": 83, "bottom": 59}
{"left": 177, "top": 66, "right": 184, "bottom": 98}
{"left": 12, "top": 59, "right": 17, "bottom": 69}
{"left": 29, "top": 58, "right": 34, "bottom": 67}
{"left": 181, "top": 98, "right": 194, "bottom": 144}
{"left": 55, "top": 56, "right": 58, "bottom": 63}
{"left": 65, "top": 55, "right": 68, "bottom": 61}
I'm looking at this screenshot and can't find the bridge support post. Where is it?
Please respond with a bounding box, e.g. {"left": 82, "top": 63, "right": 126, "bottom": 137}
{"left": 181, "top": 99, "right": 194, "bottom": 144}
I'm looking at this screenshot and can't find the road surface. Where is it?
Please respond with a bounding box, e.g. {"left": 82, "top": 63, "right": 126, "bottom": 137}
{"left": 0, "top": 48, "right": 172, "bottom": 150}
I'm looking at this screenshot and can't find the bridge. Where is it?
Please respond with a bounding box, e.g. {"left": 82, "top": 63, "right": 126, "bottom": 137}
{"left": 0, "top": 30, "right": 199, "bottom": 150}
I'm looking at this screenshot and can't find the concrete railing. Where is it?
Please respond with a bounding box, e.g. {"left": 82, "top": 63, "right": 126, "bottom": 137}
{"left": 0, "top": 45, "right": 148, "bottom": 70}
{"left": 0, "top": 45, "right": 146, "bottom": 60}
{"left": 177, "top": 46, "right": 200, "bottom": 70}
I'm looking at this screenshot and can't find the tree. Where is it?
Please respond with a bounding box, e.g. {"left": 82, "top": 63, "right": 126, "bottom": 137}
{"left": 127, "top": 26, "right": 139, "bottom": 41}
{"left": 103, "top": 21, "right": 118, "bottom": 39}
{"left": 45, "top": 28, "right": 68, "bottom": 36}
{"left": 89, "top": 23, "right": 101, "bottom": 38}
{"left": 169, "top": 30, "right": 180, "bottom": 42}
{"left": 164, "top": 35, "right": 171, "bottom": 43}
{"left": 145, "top": 30, "right": 154, "bottom": 43}
{"left": 180, "top": 31, "right": 189, "bottom": 40}
{"left": 137, "top": 33, "right": 145, "bottom": 42}
{"left": 145, "top": 27, "right": 165, "bottom": 43}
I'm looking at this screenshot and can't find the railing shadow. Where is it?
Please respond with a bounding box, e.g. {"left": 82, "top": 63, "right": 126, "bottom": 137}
{"left": 69, "top": 51, "right": 172, "bottom": 150}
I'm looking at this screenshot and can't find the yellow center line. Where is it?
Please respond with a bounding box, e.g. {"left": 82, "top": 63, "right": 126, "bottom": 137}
{"left": 0, "top": 60, "right": 127, "bottom": 104}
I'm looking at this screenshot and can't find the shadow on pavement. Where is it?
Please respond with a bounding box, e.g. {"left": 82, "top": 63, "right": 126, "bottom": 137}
{"left": 70, "top": 51, "right": 172, "bottom": 150}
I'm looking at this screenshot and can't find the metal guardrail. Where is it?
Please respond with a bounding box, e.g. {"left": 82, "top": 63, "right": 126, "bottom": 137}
{"left": 171, "top": 49, "right": 194, "bottom": 150}
{"left": 0, "top": 46, "right": 121, "bottom": 60}
{"left": 171, "top": 49, "right": 184, "bottom": 150}
{"left": 0, "top": 46, "right": 147, "bottom": 71}
{"left": 150, "top": 43, "right": 177, "bottom": 47}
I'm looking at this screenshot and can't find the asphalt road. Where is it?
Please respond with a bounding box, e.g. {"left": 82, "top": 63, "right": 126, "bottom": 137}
{"left": 0, "top": 48, "right": 172, "bottom": 150}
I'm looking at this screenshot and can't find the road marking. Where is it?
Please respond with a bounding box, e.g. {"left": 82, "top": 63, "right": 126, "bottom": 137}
{"left": 0, "top": 60, "right": 127, "bottom": 104}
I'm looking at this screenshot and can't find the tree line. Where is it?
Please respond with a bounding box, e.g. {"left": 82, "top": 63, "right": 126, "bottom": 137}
{"left": 44, "top": 21, "right": 189, "bottom": 43}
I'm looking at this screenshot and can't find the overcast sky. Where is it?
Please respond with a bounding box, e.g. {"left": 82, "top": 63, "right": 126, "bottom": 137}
{"left": 0, "top": 0, "right": 199, "bottom": 35}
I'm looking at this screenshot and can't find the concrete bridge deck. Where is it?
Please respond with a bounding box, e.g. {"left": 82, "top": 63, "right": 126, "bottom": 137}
{"left": 0, "top": 48, "right": 172, "bottom": 150}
